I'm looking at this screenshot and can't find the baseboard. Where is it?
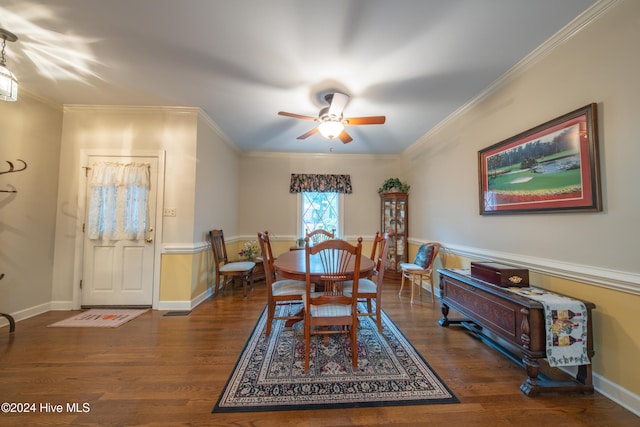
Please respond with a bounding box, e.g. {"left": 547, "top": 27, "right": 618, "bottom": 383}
{"left": 1, "top": 293, "right": 212, "bottom": 321}
{"left": 191, "top": 286, "right": 214, "bottom": 308}
{"left": 156, "top": 300, "right": 193, "bottom": 311}
{"left": 50, "top": 300, "right": 74, "bottom": 311}
{"left": 593, "top": 371, "right": 640, "bottom": 416}
{"left": 0, "top": 301, "right": 52, "bottom": 327}
{"left": 155, "top": 286, "right": 214, "bottom": 311}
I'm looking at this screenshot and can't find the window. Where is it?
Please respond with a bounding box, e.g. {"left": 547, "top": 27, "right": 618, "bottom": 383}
{"left": 300, "top": 192, "right": 342, "bottom": 238}
{"left": 87, "top": 162, "right": 150, "bottom": 241}
{"left": 289, "top": 174, "right": 350, "bottom": 239}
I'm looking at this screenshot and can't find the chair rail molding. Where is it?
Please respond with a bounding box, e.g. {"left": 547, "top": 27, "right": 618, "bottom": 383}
{"left": 434, "top": 241, "right": 639, "bottom": 296}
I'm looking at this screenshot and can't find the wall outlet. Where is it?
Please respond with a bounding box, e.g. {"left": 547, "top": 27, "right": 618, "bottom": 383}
{"left": 163, "top": 208, "right": 176, "bottom": 217}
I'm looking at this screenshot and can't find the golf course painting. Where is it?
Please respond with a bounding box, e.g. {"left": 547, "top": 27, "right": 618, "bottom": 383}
{"left": 479, "top": 104, "right": 601, "bottom": 215}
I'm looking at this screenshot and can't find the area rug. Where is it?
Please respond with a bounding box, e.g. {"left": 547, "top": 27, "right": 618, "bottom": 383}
{"left": 213, "top": 303, "right": 458, "bottom": 413}
{"left": 48, "top": 308, "right": 148, "bottom": 328}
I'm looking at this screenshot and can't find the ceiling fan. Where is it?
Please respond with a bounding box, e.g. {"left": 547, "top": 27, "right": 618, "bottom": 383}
{"left": 278, "top": 93, "right": 386, "bottom": 144}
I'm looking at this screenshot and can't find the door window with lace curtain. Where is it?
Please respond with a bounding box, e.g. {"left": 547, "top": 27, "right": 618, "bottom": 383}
{"left": 87, "top": 162, "right": 150, "bottom": 241}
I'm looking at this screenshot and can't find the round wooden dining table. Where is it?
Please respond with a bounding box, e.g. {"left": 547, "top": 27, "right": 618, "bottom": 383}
{"left": 273, "top": 249, "right": 375, "bottom": 282}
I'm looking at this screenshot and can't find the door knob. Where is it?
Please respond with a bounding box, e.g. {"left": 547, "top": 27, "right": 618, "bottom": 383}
{"left": 146, "top": 237, "right": 153, "bottom": 243}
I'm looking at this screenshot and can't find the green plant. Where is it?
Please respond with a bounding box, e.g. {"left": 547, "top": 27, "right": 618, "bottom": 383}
{"left": 378, "top": 177, "right": 410, "bottom": 194}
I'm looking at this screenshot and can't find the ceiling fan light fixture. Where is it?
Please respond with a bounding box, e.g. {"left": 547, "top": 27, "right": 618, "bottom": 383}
{"left": 0, "top": 29, "right": 18, "bottom": 102}
{"left": 318, "top": 120, "right": 344, "bottom": 140}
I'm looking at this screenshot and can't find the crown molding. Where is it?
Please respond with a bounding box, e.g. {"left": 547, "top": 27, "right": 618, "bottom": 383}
{"left": 18, "top": 86, "right": 63, "bottom": 111}
{"left": 405, "top": 0, "right": 621, "bottom": 157}
{"left": 241, "top": 150, "right": 399, "bottom": 161}
{"left": 197, "top": 109, "right": 240, "bottom": 154}
{"left": 62, "top": 104, "right": 200, "bottom": 114}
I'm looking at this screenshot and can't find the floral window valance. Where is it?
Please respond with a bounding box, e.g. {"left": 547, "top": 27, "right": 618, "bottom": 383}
{"left": 289, "top": 174, "right": 352, "bottom": 194}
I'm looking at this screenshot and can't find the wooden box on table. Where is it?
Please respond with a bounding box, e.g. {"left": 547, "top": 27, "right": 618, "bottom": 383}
{"left": 470, "top": 262, "right": 529, "bottom": 287}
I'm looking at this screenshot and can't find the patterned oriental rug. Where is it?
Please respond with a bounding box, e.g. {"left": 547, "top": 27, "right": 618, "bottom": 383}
{"left": 213, "top": 303, "right": 458, "bottom": 413}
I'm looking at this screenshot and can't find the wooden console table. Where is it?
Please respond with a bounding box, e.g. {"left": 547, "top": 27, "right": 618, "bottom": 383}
{"left": 438, "top": 268, "right": 595, "bottom": 396}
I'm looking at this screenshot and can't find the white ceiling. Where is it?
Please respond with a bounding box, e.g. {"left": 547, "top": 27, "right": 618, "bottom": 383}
{"left": 1, "top": 0, "right": 598, "bottom": 154}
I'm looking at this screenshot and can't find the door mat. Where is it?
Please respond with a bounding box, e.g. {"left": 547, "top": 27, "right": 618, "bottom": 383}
{"left": 48, "top": 309, "right": 148, "bottom": 328}
{"left": 213, "top": 303, "right": 458, "bottom": 413}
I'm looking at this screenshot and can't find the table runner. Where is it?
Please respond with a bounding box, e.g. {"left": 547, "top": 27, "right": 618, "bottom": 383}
{"left": 506, "top": 286, "right": 590, "bottom": 367}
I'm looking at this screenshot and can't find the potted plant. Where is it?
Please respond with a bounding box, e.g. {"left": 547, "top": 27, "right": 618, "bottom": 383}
{"left": 378, "top": 177, "right": 410, "bottom": 194}
{"left": 239, "top": 240, "right": 260, "bottom": 260}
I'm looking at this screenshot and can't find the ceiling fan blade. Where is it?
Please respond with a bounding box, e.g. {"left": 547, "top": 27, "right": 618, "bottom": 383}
{"left": 278, "top": 111, "right": 317, "bottom": 121}
{"left": 343, "top": 116, "right": 386, "bottom": 125}
{"left": 338, "top": 130, "right": 353, "bottom": 144}
{"left": 328, "top": 93, "right": 349, "bottom": 117}
{"left": 297, "top": 127, "right": 319, "bottom": 140}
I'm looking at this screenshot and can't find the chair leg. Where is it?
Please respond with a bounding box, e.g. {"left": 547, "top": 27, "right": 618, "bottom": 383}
{"left": 266, "top": 302, "right": 274, "bottom": 337}
{"left": 215, "top": 275, "right": 227, "bottom": 297}
{"left": 351, "top": 319, "right": 358, "bottom": 369}
{"left": 410, "top": 274, "right": 415, "bottom": 303}
{"left": 242, "top": 275, "right": 248, "bottom": 299}
{"left": 304, "top": 316, "right": 311, "bottom": 373}
{"left": 375, "top": 303, "right": 382, "bottom": 332}
{"left": 213, "top": 275, "right": 220, "bottom": 297}
{"left": 429, "top": 279, "right": 435, "bottom": 303}
{"left": 241, "top": 271, "right": 255, "bottom": 299}
{"left": 399, "top": 272, "right": 406, "bottom": 296}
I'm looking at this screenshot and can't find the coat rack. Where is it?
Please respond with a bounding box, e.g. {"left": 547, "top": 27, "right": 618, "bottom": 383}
{"left": 1, "top": 159, "right": 25, "bottom": 333}
{"left": 1, "top": 159, "right": 27, "bottom": 193}
{"left": 0, "top": 273, "right": 14, "bottom": 334}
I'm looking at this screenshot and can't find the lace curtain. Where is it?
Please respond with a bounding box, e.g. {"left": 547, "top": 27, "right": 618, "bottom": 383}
{"left": 289, "top": 174, "right": 352, "bottom": 194}
{"left": 87, "top": 162, "right": 150, "bottom": 241}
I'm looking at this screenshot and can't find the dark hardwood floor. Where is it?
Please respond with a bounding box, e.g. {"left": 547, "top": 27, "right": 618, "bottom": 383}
{"left": 1, "top": 279, "right": 637, "bottom": 426}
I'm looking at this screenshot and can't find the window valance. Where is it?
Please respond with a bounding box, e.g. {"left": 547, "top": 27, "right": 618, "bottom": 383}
{"left": 289, "top": 174, "right": 352, "bottom": 194}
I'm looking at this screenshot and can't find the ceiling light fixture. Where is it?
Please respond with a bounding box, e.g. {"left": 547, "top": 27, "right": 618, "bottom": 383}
{"left": 318, "top": 120, "right": 345, "bottom": 140}
{"left": 0, "top": 28, "right": 18, "bottom": 102}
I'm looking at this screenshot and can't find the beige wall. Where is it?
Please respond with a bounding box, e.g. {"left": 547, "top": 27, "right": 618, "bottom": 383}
{"left": 404, "top": 0, "right": 639, "bottom": 275}
{"left": 193, "top": 114, "right": 241, "bottom": 242}
{"left": 0, "top": 92, "right": 62, "bottom": 319}
{"left": 50, "top": 106, "right": 200, "bottom": 308}
{"left": 401, "top": 0, "right": 640, "bottom": 403}
{"left": 237, "top": 152, "right": 401, "bottom": 241}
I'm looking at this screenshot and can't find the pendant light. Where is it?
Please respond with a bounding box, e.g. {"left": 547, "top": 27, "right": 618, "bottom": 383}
{"left": 318, "top": 120, "right": 345, "bottom": 140}
{"left": 0, "top": 29, "right": 18, "bottom": 102}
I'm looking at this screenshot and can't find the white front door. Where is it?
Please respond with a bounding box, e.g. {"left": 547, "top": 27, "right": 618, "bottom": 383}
{"left": 81, "top": 155, "right": 159, "bottom": 307}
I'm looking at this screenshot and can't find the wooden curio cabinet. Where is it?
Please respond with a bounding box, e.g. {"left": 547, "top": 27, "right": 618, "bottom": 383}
{"left": 380, "top": 192, "right": 408, "bottom": 279}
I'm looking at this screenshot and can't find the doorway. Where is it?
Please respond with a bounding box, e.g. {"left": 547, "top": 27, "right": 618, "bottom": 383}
{"left": 77, "top": 151, "right": 164, "bottom": 307}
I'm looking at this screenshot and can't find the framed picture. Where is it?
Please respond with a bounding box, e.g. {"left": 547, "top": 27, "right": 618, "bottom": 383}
{"left": 478, "top": 103, "right": 601, "bottom": 215}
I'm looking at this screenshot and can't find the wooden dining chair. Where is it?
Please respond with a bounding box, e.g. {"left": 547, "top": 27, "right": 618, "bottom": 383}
{"left": 209, "top": 229, "right": 255, "bottom": 299}
{"left": 344, "top": 232, "right": 389, "bottom": 332}
{"left": 365, "top": 231, "right": 382, "bottom": 279}
{"left": 305, "top": 228, "right": 335, "bottom": 245}
{"left": 398, "top": 242, "right": 441, "bottom": 303}
{"left": 257, "top": 231, "right": 309, "bottom": 337}
{"left": 303, "top": 236, "right": 363, "bottom": 373}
